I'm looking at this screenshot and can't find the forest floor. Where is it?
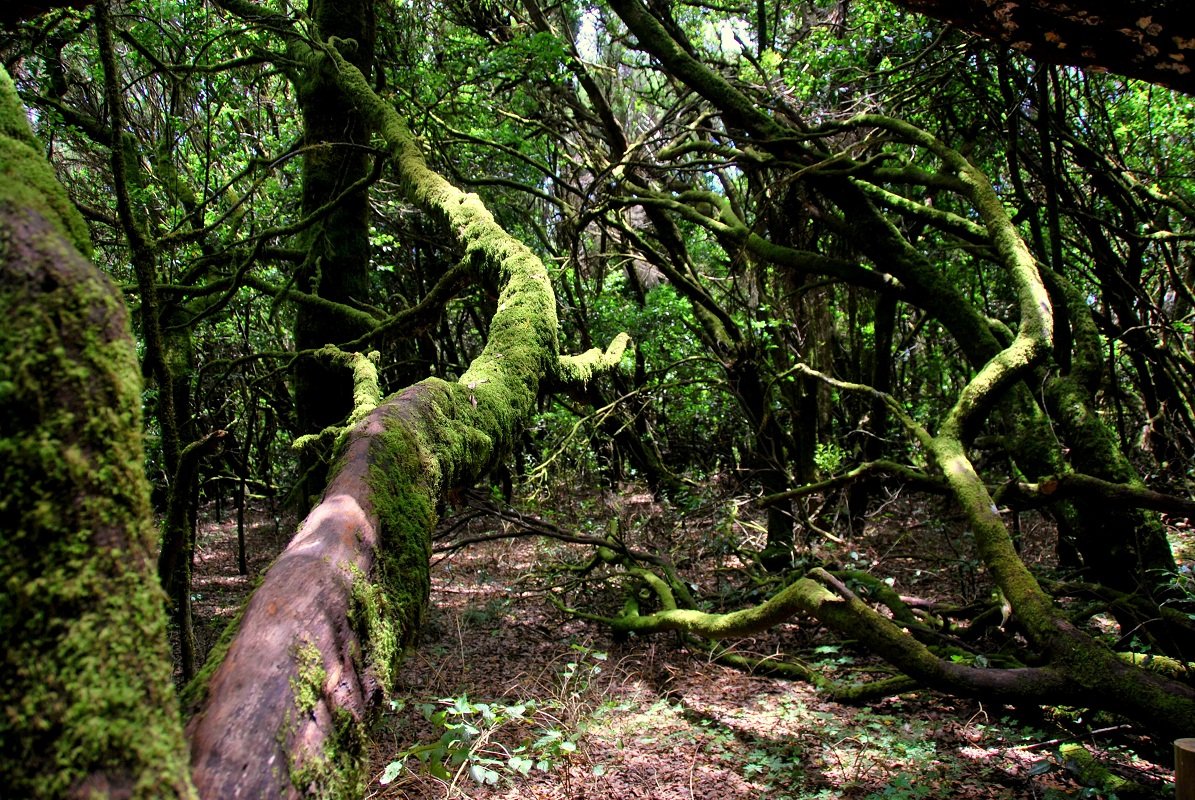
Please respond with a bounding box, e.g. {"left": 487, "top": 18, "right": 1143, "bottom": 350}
{"left": 189, "top": 482, "right": 1185, "bottom": 800}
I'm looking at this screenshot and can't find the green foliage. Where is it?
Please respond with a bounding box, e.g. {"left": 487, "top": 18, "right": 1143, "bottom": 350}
{"left": 6, "top": 0, "right": 1195, "bottom": 789}
{"left": 678, "top": 697, "right": 963, "bottom": 800}
{"left": 378, "top": 646, "right": 608, "bottom": 788}
{"left": 813, "top": 442, "right": 848, "bottom": 475}
{"left": 581, "top": 276, "right": 741, "bottom": 471}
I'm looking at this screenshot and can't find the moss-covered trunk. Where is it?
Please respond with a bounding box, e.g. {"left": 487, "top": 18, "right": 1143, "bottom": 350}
{"left": 292, "top": 0, "right": 378, "bottom": 504}
{"left": 603, "top": 0, "right": 1195, "bottom": 737}
{"left": 0, "top": 65, "right": 195, "bottom": 799}
{"left": 182, "top": 39, "right": 627, "bottom": 797}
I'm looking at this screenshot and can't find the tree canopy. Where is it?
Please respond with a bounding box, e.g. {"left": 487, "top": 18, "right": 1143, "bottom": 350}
{"left": 891, "top": 0, "right": 1195, "bottom": 94}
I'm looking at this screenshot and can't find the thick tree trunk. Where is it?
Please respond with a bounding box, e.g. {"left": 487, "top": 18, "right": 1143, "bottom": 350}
{"left": 293, "top": 0, "right": 378, "bottom": 504}
{"left": 3, "top": 19, "right": 628, "bottom": 791}
{"left": 0, "top": 66, "right": 195, "bottom": 799}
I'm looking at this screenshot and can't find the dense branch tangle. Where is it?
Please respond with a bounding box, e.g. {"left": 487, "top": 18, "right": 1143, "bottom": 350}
{"left": 559, "top": 0, "right": 1195, "bottom": 737}
{"left": 4, "top": 3, "right": 629, "bottom": 797}
{"left": 5, "top": 1, "right": 1195, "bottom": 796}
{"left": 181, "top": 20, "right": 629, "bottom": 796}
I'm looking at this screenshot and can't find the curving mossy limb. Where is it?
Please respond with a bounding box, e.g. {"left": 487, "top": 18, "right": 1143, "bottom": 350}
{"left": 0, "top": 64, "right": 195, "bottom": 799}
{"left": 556, "top": 333, "right": 633, "bottom": 386}
{"left": 290, "top": 346, "right": 383, "bottom": 456}
{"left": 184, "top": 38, "right": 628, "bottom": 799}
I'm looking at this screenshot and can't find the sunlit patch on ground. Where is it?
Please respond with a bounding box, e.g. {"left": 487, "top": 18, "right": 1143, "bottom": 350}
{"left": 181, "top": 488, "right": 1178, "bottom": 799}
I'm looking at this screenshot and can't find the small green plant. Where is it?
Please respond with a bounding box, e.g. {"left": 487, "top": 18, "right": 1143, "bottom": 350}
{"left": 814, "top": 442, "right": 848, "bottom": 475}
{"left": 561, "top": 644, "right": 607, "bottom": 695}
{"left": 864, "top": 773, "right": 937, "bottom": 799}
{"left": 379, "top": 647, "right": 609, "bottom": 790}
{"left": 378, "top": 695, "right": 556, "bottom": 787}
{"left": 809, "top": 643, "right": 855, "bottom": 672}
{"left": 1159, "top": 562, "right": 1195, "bottom": 622}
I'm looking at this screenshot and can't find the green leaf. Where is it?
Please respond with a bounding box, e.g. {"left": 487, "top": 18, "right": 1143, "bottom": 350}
{"left": 379, "top": 760, "right": 403, "bottom": 785}
{"left": 469, "top": 764, "right": 501, "bottom": 785}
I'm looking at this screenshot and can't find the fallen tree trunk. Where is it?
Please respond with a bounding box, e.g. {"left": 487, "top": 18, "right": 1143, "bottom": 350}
{"left": 2, "top": 12, "right": 625, "bottom": 794}
{"left": 181, "top": 39, "right": 628, "bottom": 798}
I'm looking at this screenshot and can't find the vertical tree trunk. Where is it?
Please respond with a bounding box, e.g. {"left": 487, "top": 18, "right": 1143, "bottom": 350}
{"left": 0, "top": 65, "right": 195, "bottom": 799}
{"left": 293, "top": 0, "right": 378, "bottom": 504}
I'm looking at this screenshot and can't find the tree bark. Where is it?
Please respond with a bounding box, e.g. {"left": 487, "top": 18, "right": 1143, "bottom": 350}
{"left": 292, "top": 0, "right": 379, "bottom": 505}
{"left": 891, "top": 0, "right": 1195, "bottom": 94}
{"left": 182, "top": 39, "right": 628, "bottom": 797}
{"left": 0, "top": 65, "right": 195, "bottom": 799}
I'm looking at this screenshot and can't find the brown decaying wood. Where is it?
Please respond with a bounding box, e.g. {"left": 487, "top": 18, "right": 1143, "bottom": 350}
{"left": 1178, "top": 739, "right": 1195, "bottom": 800}
{"left": 186, "top": 414, "right": 389, "bottom": 798}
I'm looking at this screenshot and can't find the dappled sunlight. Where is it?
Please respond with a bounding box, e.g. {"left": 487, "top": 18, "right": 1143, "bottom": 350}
{"left": 349, "top": 484, "right": 1177, "bottom": 799}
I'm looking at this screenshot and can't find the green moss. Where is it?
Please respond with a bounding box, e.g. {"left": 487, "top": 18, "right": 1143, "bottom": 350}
{"left": 287, "top": 707, "right": 366, "bottom": 799}
{"left": 290, "top": 640, "right": 327, "bottom": 715}
{"left": 364, "top": 419, "right": 435, "bottom": 661}
{"left": 279, "top": 637, "right": 362, "bottom": 797}
{"left": 557, "top": 333, "right": 632, "bottom": 385}
{"left": 1, "top": 206, "right": 193, "bottom": 793}
{"left": 0, "top": 67, "right": 37, "bottom": 145}
{"left": 610, "top": 573, "right": 837, "bottom": 638}
{"left": 346, "top": 563, "right": 401, "bottom": 691}
{"left": 1, "top": 66, "right": 189, "bottom": 795}
{"left": 0, "top": 69, "right": 91, "bottom": 256}
{"left": 1058, "top": 744, "right": 1135, "bottom": 795}
{"left": 930, "top": 435, "right": 1060, "bottom": 644}
{"left": 1117, "top": 651, "right": 1194, "bottom": 680}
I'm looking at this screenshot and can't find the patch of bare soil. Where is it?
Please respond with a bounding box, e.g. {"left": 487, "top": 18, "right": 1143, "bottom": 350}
{"left": 183, "top": 485, "right": 1177, "bottom": 799}
{"left": 358, "top": 486, "right": 1176, "bottom": 800}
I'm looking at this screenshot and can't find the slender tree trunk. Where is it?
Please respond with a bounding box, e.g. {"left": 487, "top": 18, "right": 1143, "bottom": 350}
{"left": 848, "top": 291, "right": 897, "bottom": 529}
{"left": 293, "top": 0, "right": 378, "bottom": 505}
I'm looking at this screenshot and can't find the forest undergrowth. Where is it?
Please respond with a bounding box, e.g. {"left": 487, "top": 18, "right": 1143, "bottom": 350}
{"left": 188, "top": 481, "right": 1185, "bottom": 800}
